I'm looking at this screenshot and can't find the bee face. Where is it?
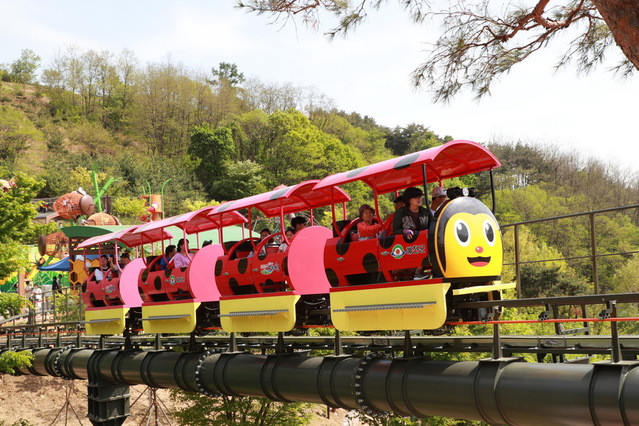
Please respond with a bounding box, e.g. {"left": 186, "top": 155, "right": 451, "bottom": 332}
{"left": 434, "top": 197, "right": 502, "bottom": 279}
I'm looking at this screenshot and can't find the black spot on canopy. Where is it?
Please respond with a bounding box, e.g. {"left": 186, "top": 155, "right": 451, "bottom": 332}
{"left": 216, "top": 200, "right": 237, "bottom": 212}
{"left": 393, "top": 153, "right": 420, "bottom": 170}
{"left": 346, "top": 165, "right": 370, "bottom": 179}
{"left": 269, "top": 187, "right": 290, "bottom": 200}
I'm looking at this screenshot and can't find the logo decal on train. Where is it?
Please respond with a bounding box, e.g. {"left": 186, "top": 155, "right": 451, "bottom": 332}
{"left": 260, "top": 262, "right": 280, "bottom": 275}
{"left": 168, "top": 276, "right": 186, "bottom": 285}
{"left": 391, "top": 244, "right": 406, "bottom": 259}
{"left": 391, "top": 244, "right": 426, "bottom": 259}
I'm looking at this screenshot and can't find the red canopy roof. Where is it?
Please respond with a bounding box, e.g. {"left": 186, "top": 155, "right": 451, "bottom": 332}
{"left": 132, "top": 206, "right": 246, "bottom": 236}
{"left": 77, "top": 225, "right": 173, "bottom": 249}
{"left": 215, "top": 181, "right": 351, "bottom": 218}
{"left": 314, "top": 140, "right": 500, "bottom": 194}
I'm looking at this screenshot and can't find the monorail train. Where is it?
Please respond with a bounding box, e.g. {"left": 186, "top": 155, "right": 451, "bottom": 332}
{"left": 77, "top": 140, "right": 515, "bottom": 336}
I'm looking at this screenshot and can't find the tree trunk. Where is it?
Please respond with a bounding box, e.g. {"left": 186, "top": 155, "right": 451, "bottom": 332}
{"left": 592, "top": 0, "right": 639, "bottom": 70}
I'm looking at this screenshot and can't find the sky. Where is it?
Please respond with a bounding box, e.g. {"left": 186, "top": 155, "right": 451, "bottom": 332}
{"left": 2, "top": 1, "right": 638, "bottom": 174}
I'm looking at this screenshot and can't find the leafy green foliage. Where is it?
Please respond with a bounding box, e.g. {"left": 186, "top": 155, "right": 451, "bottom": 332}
{"left": 111, "top": 196, "right": 148, "bottom": 224}
{"left": 7, "top": 49, "right": 41, "bottom": 84}
{"left": 0, "top": 105, "right": 44, "bottom": 168}
{"left": 0, "top": 173, "right": 43, "bottom": 279}
{"left": 309, "top": 109, "right": 392, "bottom": 163}
{"left": 170, "top": 392, "right": 312, "bottom": 426}
{"left": 189, "top": 124, "right": 236, "bottom": 199}
{"left": 209, "top": 160, "right": 268, "bottom": 201}
{"left": 0, "top": 293, "right": 30, "bottom": 318}
{"left": 519, "top": 264, "right": 590, "bottom": 299}
{"left": 384, "top": 123, "right": 448, "bottom": 157}
{"left": 50, "top": 291, "right": 84, "bottom": 322}
{"left": 210, "top": 62, "right": 245, "bottom": 87}
{"left": 0, "top": 350, "right": 33, "bottom": 375}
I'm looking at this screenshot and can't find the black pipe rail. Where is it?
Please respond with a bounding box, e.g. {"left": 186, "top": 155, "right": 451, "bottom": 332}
{"left": 10, "top": 347, "right": 639, "bottom": 425}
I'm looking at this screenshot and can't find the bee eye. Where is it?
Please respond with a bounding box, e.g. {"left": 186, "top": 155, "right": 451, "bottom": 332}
{"left": 484, "top": 220, "right": 496, "bottom": 246}
{"left": 454, "top": 220, "right": 470, "bottom": 247}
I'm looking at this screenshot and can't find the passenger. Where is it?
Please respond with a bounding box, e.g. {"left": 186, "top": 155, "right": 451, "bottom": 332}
{"left": 384, "top": 195, "right": 406, "bottom": 232}
{"left": 249, "top": 228, "right": 271, "bottom": 257}
{"left": 171, "top": 239, "right": 191, "bottom": 269}
{"left": 259, "top": 228, "right": 271, "bottom": 240}
{"left": 118, "top": 252, "right": 131, "bottom": 268}
{"left": 291, "top": 216, "right": 307, "bottom": 234}
{"left": 202, "top": 240, "right": 213, "bottom": 248}
{"left": 356, "top": 204, "right": 382, "bottom": 240}
{"left": 95, "top": 255, "right": 115, "bottom": 281}
{"left": 430, "top": 186, "right": 448, "bottom": 216}
{"left": 159, "top": 245, "right": 176, "bottom": 270}
{"left": 258, "top": 228, "right": 271, "bottom": 255}
{"left": 278, "top": 227, "right": 295, "bottom": 253}
{"left": 393, "top": 187, "right": 430, "bottom": 237}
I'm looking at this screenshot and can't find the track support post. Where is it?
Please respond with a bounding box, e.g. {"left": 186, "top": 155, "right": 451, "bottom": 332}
{"left": 600, "top": 300, "right": 621, "bottom": 363}
{"left": 334, "top": 330, "right": 343, "bottom": 356}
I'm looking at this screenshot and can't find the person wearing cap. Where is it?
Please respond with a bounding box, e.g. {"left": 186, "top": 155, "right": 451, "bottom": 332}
{"left": 119, "top": 252, "right": 131, "bottom": 268}
{"left": 431, "top": 186, "right": 448, "bottom": 216}
{"left": 392, "top": 187, "right": 430, "bottom": 237}
{"left": 356, "top": 204, "right": 383, "bottom": 240}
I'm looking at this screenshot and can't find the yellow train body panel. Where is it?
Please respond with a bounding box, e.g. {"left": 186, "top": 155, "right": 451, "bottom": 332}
{"left": 330, "top": 283, "right": 451, "bottom": 331}
{"left": 141, "top": 302, "right": 200, "bottom": 334}
{"left": 220, "top": 294, "right": 300, "bottom": 333}
{"left": 85, "top": 307, "right": 128, "bottom": 335}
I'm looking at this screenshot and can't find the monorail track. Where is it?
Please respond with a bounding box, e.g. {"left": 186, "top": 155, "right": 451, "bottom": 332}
{"left": 4, "top": 292, "right": 638, "bottom": 359}
{"left": 3, "top": 292, "right": 639, "bottom": 425}
{"left": 2, "top": 332, "right": 639, "bottom": 360}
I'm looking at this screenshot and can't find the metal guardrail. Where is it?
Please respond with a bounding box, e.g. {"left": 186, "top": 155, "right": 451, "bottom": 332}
{"left": 0, "top": 287, "right": 82, "bottom": 326}
{"left": 500, "top": 204, "right": 639, "bottom": 295}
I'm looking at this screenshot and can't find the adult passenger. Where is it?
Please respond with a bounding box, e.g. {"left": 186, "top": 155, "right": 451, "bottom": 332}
{"left": 291, "top": 216, "right": 307, "bottom": 234}
{"left": 392, "top": 187, "right": 430, "bottom": 238}
{"left": 384, "top": 195, "right": 406, "bottom": 232}
{"left": 119, "top": 252, "right": 131, "bottom": 268}
{"left": 171, "top": 239, "right": 191, "bottom": 269}
{"left": 278, "top": 227, "right": 295, "bottom": 253}
{"left": 430, "top": 186, "right": 448, "bottom": 216}
{"left": 94, "top": 255, "right": 115, "bottom": 281}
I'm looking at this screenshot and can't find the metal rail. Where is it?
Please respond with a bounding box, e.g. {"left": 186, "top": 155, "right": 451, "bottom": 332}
{"left": 500, "top": 203, "right": 639, "bottom": 295}
{"left": 3, "top": 333, "right": 639, "bottom": 360}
